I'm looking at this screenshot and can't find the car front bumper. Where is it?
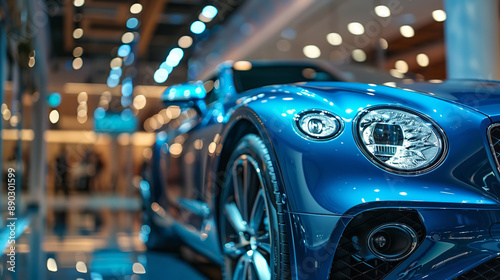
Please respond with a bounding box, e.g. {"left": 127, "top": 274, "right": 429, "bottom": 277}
{"left": 287, "top": 204, "right": 500, "bottom": 280}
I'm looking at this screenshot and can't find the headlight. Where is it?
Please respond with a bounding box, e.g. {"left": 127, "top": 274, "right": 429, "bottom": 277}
{"left": 354, "top": 107, "right": 447, "bottom": 174}
{"left": 294, "top": 110, "right": 343, "bottom": 140}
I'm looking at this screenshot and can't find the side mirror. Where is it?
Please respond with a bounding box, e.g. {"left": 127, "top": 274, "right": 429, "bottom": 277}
{"left": 162, "top": 81, "right": 206, "bottom": 104}
{"left": 162, "top": 81, "right": 207, "bottom": 115}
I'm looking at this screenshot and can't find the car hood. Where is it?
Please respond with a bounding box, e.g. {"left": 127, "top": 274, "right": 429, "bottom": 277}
{"left": 298, "top": 80, "right": 500, "bottom": 120}
{"left": 395, "top": 80, "right": 500, "bottom": 119}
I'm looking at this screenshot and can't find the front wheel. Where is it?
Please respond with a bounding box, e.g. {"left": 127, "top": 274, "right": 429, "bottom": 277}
{"left": 219, "top": 134, "right": 290, "bottom": 280}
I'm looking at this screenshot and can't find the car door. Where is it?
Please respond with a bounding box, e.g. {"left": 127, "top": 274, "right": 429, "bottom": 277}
{"left": 158, "top": 74, "right": 225, "bottom": 228}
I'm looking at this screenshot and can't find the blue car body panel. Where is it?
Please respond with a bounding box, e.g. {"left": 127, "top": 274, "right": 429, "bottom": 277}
{"left": 144, "top": 61, "right": 500, "bottom": 279}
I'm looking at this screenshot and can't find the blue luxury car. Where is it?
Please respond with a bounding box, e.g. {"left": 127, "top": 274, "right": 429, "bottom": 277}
{"left": 140, "top": 60, "right": 500, "bottom": 280}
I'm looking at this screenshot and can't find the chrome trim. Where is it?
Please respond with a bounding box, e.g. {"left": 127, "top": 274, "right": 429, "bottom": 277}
{"left": 487, "top": 124, "right": 500, "bottom": 173}
{"left": 367, "top": 223, "right": 418, "bottom": 262}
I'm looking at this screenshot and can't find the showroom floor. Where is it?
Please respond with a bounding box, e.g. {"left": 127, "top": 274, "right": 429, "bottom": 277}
{"left": 0, "top": 195, "right": 221, "bottom": 280}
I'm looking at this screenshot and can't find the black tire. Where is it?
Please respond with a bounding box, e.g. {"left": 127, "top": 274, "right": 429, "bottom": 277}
{"left": 219, "top": 134, "right": 290, "bottom": 280}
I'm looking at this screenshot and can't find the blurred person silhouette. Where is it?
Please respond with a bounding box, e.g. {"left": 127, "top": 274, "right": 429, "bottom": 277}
{"left": 79, "top": 150, "right": 93, "bottom": 193}
{"left": 53, "top": 209, "right": 68, "bottom": 241}
{"left": 54, "top": 145, "right": 69, "bottom": 196}
{"left": 90, "top": 151, "right": 104, "bottom": 193}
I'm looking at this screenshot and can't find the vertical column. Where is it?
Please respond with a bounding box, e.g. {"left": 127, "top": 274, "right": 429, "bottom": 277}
{"left": 0, "top": 18, "right": 6, "bottom": 225}
{"left": 28, "top": 0, "right": 49, "bottom": 279}
{"left": 444, "top": 0, "right": 500, "bottom": 80}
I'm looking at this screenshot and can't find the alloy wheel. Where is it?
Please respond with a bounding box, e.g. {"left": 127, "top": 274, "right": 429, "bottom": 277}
{"left": 221, "top": 154, "right": 272, "bottom": 280}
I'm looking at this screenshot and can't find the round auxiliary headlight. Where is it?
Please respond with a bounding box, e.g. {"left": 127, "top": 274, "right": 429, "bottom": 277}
{"left": 368, "top": 223, "right": 418, "bottom": 261}
{"left": 294, "top": 110, "right": 342, "bottom": 140}
{"left": 355, "top": 107, "right": 447, "bottom": 174}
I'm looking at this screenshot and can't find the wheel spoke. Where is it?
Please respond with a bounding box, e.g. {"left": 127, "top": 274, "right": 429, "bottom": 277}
{"left": 242, "top": 157, "right": 253, "bottom": 221}
{"left": 252, "top": 250, "right": 271, "bottom": 280}
{"left": 232, "top": 156, "right": 250, "bottom": 221}
{"left": 224, "top": 202, "right": 247, "bottom": 233}
{"left": 257, "top": 243, "right": 271, "bottom": 255}
{"left": 249, "top": 189, "right": 266, "bottom": 234}
{"left": 233, "top": 253, "right": 252, "bottom": 280}
{"left": 224, "top": 242, "right": 246, "bottom": 259}
{"left": 256, "top": 232, "right": 271, "bottom": 255}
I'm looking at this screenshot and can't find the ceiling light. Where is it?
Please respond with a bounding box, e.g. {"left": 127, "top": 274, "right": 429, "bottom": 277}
{"left": 121, "top": 78, "right": 133, "bottom": 97}
{"left": 432, "top": 10, "right": 446, "bottom": 22}
{"left": 326, "top": 33, "right": 342, "bottom": 46}
{"left": 77, "top": 115, "right": 87, "bottom": 124}
{"left": 110, "top": 57, "right": 122, "bottom": 69}
{"left": 127, "top": 18, "right": 139, "bottom": 29}
{"left": 303, "top": 45, "right": 321, "bottom": 59}
{"left": 47, "top": 258, "right": 58, "bottom": 272}
{"left": 400, "top": 25, "right": 415, "bottom": 38}
{"left": 154, "top": 69, "right": 169, "bottom": 83}
{"left": 73, "top": 28, "right": 83, "bottom": 39}
{"left": 77, "top": 92, "right": 88, "bottom": 103}
{"left": 166, "top": 48, "right": 184, "bottom": 67}
{"left": 130, "top": 3, "right": 143, "bottom": 14}
{"left": 178, "top": 36, "right": 193, "bottom": 48}
{"left": 121, "top": 32, "right": 135, "bottom": 44}
{"left": 395, "top": 60, "right": 409, "bottom": 73}
{"left": 107, "top": 76, "right": 119, "bottom": 88}
{"left": 49, "top": 110, "right": 60, "bottom": 124}
{"left": 201, "top": 5, "right": 218, "bottom": 19}
{"left": 48, "top": 92, "right": 62, "bottom": 108}
{"left": 416, "top": 53, "right": 429, "bottom": 67}
{"left": 133, "top": 95, "right": 147, "bottom": 110}
{"left": 352, "top": 49, "right": 366, "bottom": 62}
{"left": 9, "top": 115, "right": 18, "bottom": 127}
{"left": 77, "top": 103, "right": 87, "bottom": 112}
{"left": 347, "top": 22, "right": 364, "bottom": 35}
{"left": 72, "top": 57, "right": 83, "bottom": 70}
{"left": 77, "top": 109, "right": 87, "bottom": 118}
{"left": 109, "top": 67, "right": 122, "bottom": 79}
{"left": 374, "top": 5, "right": 391, "bottom": 17}
{"left": 379, "top": 38, "right": 388, "bottom": 50}
{"left": 73, "top": 0, "right": 84, "bottom": 7}
{"left": 117, "top": 45, "right": 131, "bottom": 57}
{"left": 190, "top": 21, "right": 206, "bottom": 34}
{"left": 73, "top": 47, "right": 83, "bottom": 57}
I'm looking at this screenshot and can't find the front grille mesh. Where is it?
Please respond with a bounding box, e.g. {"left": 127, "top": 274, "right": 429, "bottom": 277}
{"left": 489, "top": 125, "right": 500, "bottom": 171}
{"left": 454, "top": 256, "right": 500, "bottom": 280}
{"left": 329, "top": 210, "right": 425, "bottom": 280}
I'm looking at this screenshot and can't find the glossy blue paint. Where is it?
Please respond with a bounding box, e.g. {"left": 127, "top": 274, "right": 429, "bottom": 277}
{"left": 235, "top": 82, "right": 498, "bottom": 214}
{"left": 144, "top": 60, "right": 500, "bottom": 279}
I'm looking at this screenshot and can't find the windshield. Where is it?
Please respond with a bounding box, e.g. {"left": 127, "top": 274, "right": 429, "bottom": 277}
{"left": 233, "top": 64, "right": 340, "bottom": 93}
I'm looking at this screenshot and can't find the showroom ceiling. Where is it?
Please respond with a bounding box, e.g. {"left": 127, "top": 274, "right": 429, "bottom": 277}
{"left": 191, "top": 0, "right": 446, "bottom": 80}
{"left": 2, "top": 0, "right": 451, "bottom": 133}
{"left": 50, "top": 0, "right": 240, "bottom": 61}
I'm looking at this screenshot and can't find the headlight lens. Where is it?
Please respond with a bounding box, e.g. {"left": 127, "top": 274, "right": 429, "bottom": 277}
{"left": 295, "top": 110, "right": 342, "bottom": 140}
{"left": 355, "top": 108, "right": 447, "bottom": 173}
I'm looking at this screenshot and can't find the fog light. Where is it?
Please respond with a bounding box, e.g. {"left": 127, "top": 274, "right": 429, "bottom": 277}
{"left": 294, "top": 110, "right": 343, "bottom": 140}
{"left": 368, "top": 223, "right": 417, "bottom": 261}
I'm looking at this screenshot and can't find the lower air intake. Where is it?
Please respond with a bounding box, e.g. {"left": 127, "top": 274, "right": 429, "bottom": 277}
{"left": 329, "top": 209, "right": 425, "bottom": 280}
{"left": 454, "top": 256, "right": 500, "bottom": 280}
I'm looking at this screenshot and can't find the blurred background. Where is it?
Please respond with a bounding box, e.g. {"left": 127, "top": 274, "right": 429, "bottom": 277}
{"left": 0, "top": 0, "right": 498, "bottom": 279}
